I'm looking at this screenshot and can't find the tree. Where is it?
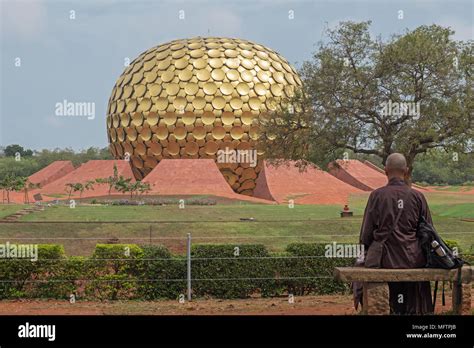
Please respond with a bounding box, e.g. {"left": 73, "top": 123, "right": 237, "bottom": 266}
{"left": 261, "top": 22, "right": 473, "bottom": 180}
{"left": 4, "top": 144, "right": 33, "bottom": 158}
{"left": 0, "top": 174, "right": 27, "bottom": 203}
{"left": 95, "top": 164, "right": 120, "bottom": 195}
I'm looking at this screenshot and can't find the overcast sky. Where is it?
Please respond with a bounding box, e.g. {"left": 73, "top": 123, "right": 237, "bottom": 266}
{"left": 0, "top": 0, "right": 472, "bottom": 151}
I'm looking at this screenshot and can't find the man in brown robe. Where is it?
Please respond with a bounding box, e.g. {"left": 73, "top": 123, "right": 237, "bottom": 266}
{"left": 358, "top": 153, "right": 434, "bottom": 314}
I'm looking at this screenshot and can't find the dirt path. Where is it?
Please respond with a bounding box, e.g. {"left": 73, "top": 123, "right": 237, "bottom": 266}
{"left": 0, "top": 293, "right": 461, "bottom": 315}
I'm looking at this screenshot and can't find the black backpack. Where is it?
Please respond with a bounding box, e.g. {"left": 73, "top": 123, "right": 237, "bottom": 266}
{"left": 416, "top": 216, "right": 464, "bottom": 269}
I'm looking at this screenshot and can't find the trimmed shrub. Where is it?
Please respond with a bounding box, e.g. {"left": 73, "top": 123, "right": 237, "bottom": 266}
{"left": 138, "top": 245, "right": 186, "bottom": 300}
{"left": 191, "top": 244, "right": 274, "bottom": 298}
{"left": 85, "top": 244, "right": 143, "bottom": 300}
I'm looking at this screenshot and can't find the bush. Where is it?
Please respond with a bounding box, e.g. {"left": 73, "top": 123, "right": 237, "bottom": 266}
{"left": 85, "top": 244, "right": 143, "bottom": 300}
{"left": 138, "top": 245, "right": 186, "bottom": 300}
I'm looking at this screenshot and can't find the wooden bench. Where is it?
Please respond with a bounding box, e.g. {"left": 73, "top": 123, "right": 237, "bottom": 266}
{"left": 334, "top": 266, "right": 472, "bottom": 315}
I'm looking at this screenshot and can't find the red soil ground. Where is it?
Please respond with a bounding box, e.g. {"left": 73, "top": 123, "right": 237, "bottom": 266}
{"left": 253, "top": 160, "right": 363, "bottom": 204}
{"left": 28, "top": 160, "right": 75, "bottom": 187}
{"left": 0, "top": 291, "right": 462, "bottom": 315}
{"left": 143, "top": 159, "right": 270, "bottom": 204}
{"left": 37, "top": 160, "right": 135, "bottom": 200}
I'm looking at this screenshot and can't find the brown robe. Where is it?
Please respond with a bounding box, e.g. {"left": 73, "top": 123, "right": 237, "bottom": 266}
{"left": 358, "top": 177, "right": 434, "bottom": 314}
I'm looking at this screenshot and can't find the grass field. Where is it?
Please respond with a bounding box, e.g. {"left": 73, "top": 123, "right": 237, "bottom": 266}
{"left": 0, "top": 191, "right": 473, "bottom": 256}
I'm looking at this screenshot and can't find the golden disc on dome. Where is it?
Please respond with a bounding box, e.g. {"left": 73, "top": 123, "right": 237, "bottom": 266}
{"left": 211, "top": 69, "right": 225, "bottom": 81}
{"left": 230, "top": 126, "right": 244, "bottom": 140}
{"left": 209, "top": 58, "right": 223, "bottom": 68}
{"left": 174, "top": 58, "right": 188, "bottom": 69}
{"left": 117, "top": 100, "right": 126, "bottom": 113}
{"left": 126, "top": 127, "right": 138, "bottom": 141}
{"left": 166, "top": 83, "right": 179, "bottom": 96}
{"left": 140, "top": 127, "right": 152, "bottom": 141}
{"left": 167, "top": 141, "right": 180, "bottom": 155}
{"left": 134, "top": 84, "right": 147, "bottom": 98}
{"left": 139, "top": 98, "right": 152, "bottom": 111}
{"left": 123, "top": 86, "right": 133, "bottom": 99}
{"left": 236, "top": 83, "right": 250, "bottom": 95}
{"left": 145, "top": 71, "right": 158, "bottom": 83}
{"left": 182, "top": 111, "right": 196, "bottom": 125}
{"left": 221, "top": 111, "right": 235, "bottom": 125}
{"left": 146, "top": 112, "right": 159, "bottom": 126}
{"left": 273, "top": 71, "right": 285, "bottom": 84}
{"left": 212, "top": 126, "right": 226, "bottom": 139}
{"left": 248, "top": 97, "right": 262, "bottom": 111}
{"left": 196, "top": 69, "right": 211, "bottom": 81}
{"left": 155, "top": 125, "right": 169, "bottom": 140}
{"left": 173, "top": 97, "right": 187, "bottom": 110}
{"left": 226, "top": 69, "right": 240, "bottom": 81}
{"left": 284, "top": 85, "right": 295, "bottom": 97}
{"left": 190, "top": 49, "right": 204, "bottom": 58}
{"left": 270, "top": 84, "right": 283, "bottom": 96}
{"left": 225, "top": 58, "right": 239, "bottom": 69}
{"left": 149, "top": 142, "right": 162, "bottom": 155}
{"left": 132, "top": 154, "right": 144, "bottom": 167}
{"left": 257, "top": 71, "right": 270, "bottom": 82}
{"left": 158, "top": 58, "right": 171, "bottom": 70}
{"left": 240, "top": 49, "right": 254, "bottom": 58}
{"left": 192, "top": 125, "right": 206, "bottom": 139}
{"left": 230, "top": 98, "right": 243, "bottom": 110}
{"left": 120, "top": 113, "right": 131, "bottom": 127}
{"left": 123, "top": 142, "right": 134, "bottom": 156}
{"left": 161, "top": 71, "right": 175, "bottom": 82}
{"left": 117, "top": 128, "right": 125, "bottom": 142}
{"left": 185, "top": 141, "right": 199, "bottom": 155}
{"left": 254, "top": 83, "right": 267, "bottom": 96}
{"left": 188, "top": 42, "right": 203, "bottom": 49}
{"left": 257, "top": 59, "right": 271, "bottom": 70}
{"left": 204, "top": 141, "right": 219, "bottom": 155}
{"left": 126, "top": 99, "right": 138, "bottom": 112}
{"left": 266, "top": 97, "right": 278, "bottom": 111}
{"left": 224, "top": 49, "right": 238, "bottom": 58}
{"left": 109, "top": 128, "right": 117, "bottom": 142}
{"left": 203, "top": 82, "right": 217, "bottom": 95}
{"left": 212, "top": 96, "right": 226, "bottom": 110}
{"left": 220, "top": 82, "right": 234, "bottom": 95}
{"left": 271, "top": 60, "right": 283, "bottom": 71}
{"left": 174, "top": 126, "right": 187, "bottom": 140}
{"left": 112, "top": 114, "right": 120, "bottom": 128}
{"left": 206, "top": 42, "right": 220, "bottom": 49}
{"left": 249, "top": 126, "right": 260, "bottom": 140}
{"left": 148, "top": 83, "right": 162, "bottom": 97}
{"left": 192, "top": 96, "right": 206, "bottom": 109}
{"left": 178, "top": 69, "right": 193, "bottom": 81}
{"left": 241, "top": 111, "right": 254, "bottom": 125}
{"left": 285, "top": 73, "right": 296, "bottom": 85}
{"left": 156, "top": 50, "right": 170, "bottom": 60}
{"left": 201, "top": 111, "right": 215, "bottom": 125}
{"left": 162, "top": 112, "right": 176, "bottom": 126}
{"left": 131, "top": 72, "right": 144, "bottom": 84}
{"left": 172, "top": 49, "right": 186, "bottom": 59}
{"left": 193, "top": 58, "right": 207, "bottom": 69}
{"left": 131, "top": 112, "right": 144, "bottom": 127}
{"left": 241, "top": 70, "right": 253, "bottom": 82}
{"left": 241, "top": 59, "right": 254, "bottom": 70}
{"left": 184, "top": 82, "right": 199, "bottom": 95}
{"left": 143, "top": 60, "right": 155, "bottom": 72}
{"left": 170, "top": 42, "right": 185, "bottom": 50}
{"left": 208, "top": 49, "right": 221, "bottom": 58}
{"left": 155, "top": 97, "right": 168, "bottom": 111}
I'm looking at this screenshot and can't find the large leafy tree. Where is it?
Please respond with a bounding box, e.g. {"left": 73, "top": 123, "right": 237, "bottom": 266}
{"left": 261, "top": 22, "right": 473, "bottom": 179}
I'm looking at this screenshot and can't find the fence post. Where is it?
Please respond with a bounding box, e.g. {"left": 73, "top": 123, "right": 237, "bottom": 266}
{"left": 187, "top": 233, "right": 192, "bottom": 301}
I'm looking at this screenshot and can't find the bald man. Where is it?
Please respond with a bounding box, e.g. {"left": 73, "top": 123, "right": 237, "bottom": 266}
{"left": 359, "top": 153, "right": 434, "bottom": 314}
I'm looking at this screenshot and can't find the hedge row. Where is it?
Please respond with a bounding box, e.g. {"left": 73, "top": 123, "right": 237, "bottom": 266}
{"left": 0, "top": 243, "right": 354, "bottom": 300}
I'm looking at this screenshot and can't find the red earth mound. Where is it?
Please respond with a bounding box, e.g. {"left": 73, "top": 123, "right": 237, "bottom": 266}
{"left": 142, "top": 159, "right": 270, "bottom": 203}
{"left": 329, "top": 159, "right": 428, "bottom": 191}
{"left": 28, "top": 160, "right": 75, "bottom": 187}
{"left": 39, "top": 160, "right": 135, "bottom": 199}
{"left": 253, "top": 160, "right": 363, "bottom": 204}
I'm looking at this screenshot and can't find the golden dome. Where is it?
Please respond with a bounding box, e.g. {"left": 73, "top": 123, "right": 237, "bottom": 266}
{"left": 106, "top": 37, "right": 302, "bottom": 195}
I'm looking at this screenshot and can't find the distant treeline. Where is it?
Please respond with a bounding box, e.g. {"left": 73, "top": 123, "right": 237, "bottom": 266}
{"left": 0, "top": 145, "right": 112, "bottom": 181}
{"left": 0, "top": 145, "right": 472, "bottom": 186}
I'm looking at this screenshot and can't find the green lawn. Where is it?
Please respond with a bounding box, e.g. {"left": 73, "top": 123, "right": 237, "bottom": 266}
{"left": 0, "top": 191, "right": 472, "bottom": 256}
{"left": 0, "top": 204, "right": 25, "bottom": 219}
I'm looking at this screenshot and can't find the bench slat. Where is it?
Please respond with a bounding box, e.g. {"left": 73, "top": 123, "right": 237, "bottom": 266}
{"left": 333, "top": 267, "right": 471, "bottom": 282}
